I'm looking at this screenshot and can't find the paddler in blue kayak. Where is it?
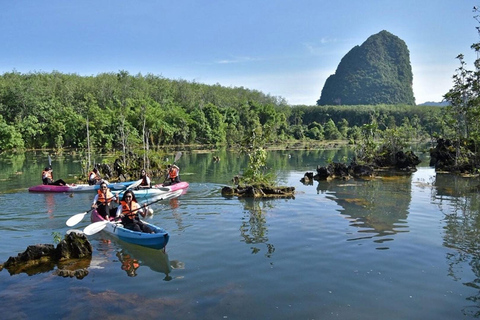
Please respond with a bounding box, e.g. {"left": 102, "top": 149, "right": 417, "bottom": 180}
{"left": 117, "top": 190, "right": 153, "bottom": 233}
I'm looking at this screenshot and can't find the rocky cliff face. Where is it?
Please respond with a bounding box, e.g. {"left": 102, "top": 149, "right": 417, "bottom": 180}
{"left": 317, "top": 30, "right": 415, "bottom": 106}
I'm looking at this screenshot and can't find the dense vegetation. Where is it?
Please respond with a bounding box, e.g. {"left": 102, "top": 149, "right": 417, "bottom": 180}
{"left": 438, "top": 6, "right": 480, "bottom": 172}
{"left": 0, "top": 70, "right": 450, "bottom": 154}
{"left": 317, "top": 30, "right": 415, "bottom": 106}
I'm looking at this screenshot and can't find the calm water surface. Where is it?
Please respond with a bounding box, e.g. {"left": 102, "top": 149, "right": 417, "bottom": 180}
{"left": 1, "top": 149, "right": 480, "bottom": 319}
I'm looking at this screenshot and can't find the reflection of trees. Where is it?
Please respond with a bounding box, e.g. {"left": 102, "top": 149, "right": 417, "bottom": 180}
{"left": 239, "top": 198, "right": 276, "bottom": 257}
{"left": 433, "top": 173, "right": 480, "bottom": 317}
{"left": 316, "top": 173, "right": 412, "bottom": 249}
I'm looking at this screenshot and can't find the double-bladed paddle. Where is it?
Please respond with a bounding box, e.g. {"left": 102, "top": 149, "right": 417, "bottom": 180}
{"left": 66, "top": 196, "right": 117, "bottom": 227}
{"left": 82, "top": 189, "right": 183, "bottom": 236}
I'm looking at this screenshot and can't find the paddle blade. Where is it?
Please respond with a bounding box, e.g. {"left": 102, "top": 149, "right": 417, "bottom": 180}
{"left": 83, "top": 220, "right": 108, "bottom": 235}
{"left": 126, "top": 179, "right": 143, "bottom": 191}
{"left": 66, "top": 212, "right": 87, "bottom": 227}
{"left": 174, "top": 151, "right": 182, "bottom": 162}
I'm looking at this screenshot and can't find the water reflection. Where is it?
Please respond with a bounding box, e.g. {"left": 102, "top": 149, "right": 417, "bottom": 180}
{"left": 432, "top": 173, "right": 480, "bottom": 317}
{"left": 115, "top": 244, "right": 172, "bottom": 280}
{"left": 100, "top": 237, "right": 174, "bottom": 279}
{"left": 239, "top": 198, "right": 276, "bottom": 257}
{"left": 317, "top": 174, "right": 412, "bottom": 249}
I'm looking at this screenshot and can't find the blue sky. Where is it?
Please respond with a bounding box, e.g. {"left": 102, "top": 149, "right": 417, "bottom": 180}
{"left": 1, "top": 1, "right": 478, "bottom": 105}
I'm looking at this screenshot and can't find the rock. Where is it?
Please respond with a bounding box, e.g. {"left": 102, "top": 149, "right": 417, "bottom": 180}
{"left": 221, "top": 185, "right": 295, "bottom": 198}
{"left": 1, "top": 232, "right": 93, "bottom": 279}
{"left": 55, "top": 231, "right": 92, "bottom": 260}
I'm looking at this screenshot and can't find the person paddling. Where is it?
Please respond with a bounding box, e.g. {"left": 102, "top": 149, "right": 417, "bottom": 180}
{"left": 117, "top": 190, "right": 153, "bottom": 233}
{"left": 88, "top": 168, "right": 103, "bottom": 185}
{"left": 91, "top": 182, "right": 118, "bottom": 220}
{"left": 166, "top": 164, "right": 180, "bottom": 185}
{"left": 138, "top": 169, "right": 151, "bottom": 189}
{"left": 41, "top": 167, "right": 67, "bottom": 186}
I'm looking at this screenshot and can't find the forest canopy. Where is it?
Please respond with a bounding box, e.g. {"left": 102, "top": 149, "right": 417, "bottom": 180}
{"left": 0, "top": 70, "right": 447, "bottom": 152}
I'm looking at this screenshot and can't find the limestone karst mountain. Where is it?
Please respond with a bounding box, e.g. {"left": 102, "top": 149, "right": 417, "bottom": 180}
{"left": 317, "top": 30, "right": 415, "bottom": 106}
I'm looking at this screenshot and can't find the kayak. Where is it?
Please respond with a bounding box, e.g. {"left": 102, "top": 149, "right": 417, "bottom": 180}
{"left": 118, "top": 181, "right": 189, "bottom": 199}
{"left": 28, "top": 181, "right": 137, "bottom": 193}
{"left": 90, "top": 210, "right": 169, "bottom": 250}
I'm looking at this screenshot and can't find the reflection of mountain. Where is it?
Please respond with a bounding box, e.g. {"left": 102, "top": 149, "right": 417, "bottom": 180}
{"left": 317, "top": 174, "right": 412, "bottom": 249}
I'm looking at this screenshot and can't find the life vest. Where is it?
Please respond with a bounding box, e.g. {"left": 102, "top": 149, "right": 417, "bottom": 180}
{"left": 42, "top": 170, "right": 52, "bottom": 180}
{"left": 97, "top": 189, "right": 114, "bottom": 205}
{"left": 89, "top": 171, "right": 101, "bottom": 181}
{"left": 120, "top": 200, "right": 141, "bottom": 220}
{"left": 169, "top": 167, "right": 178, "bottom": 179}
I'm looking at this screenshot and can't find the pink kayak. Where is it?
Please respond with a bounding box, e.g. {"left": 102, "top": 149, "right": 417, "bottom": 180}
{"left": 118, "top": 181, "right": 189, "bottom": 199}
{"left": 28, "top": 181, "right": 136, "bottom": 193}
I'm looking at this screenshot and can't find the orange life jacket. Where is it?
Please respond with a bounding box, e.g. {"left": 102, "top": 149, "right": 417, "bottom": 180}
{"left": 97, "top": 189, "right": 114, "bottom": 205}
{"left": 169, "top": 167, "right": 178, "bottom": 179}
{"left": 120, "top": 200, "right": 141, "bottom": 220}
{"left": 89, "top": 171, "right": 101, "bottom": 181}
{"left": 42, "top": 170, "right": 53, "bottom": 180}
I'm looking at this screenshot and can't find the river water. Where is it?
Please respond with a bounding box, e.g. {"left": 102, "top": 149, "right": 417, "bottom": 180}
{"left": 1, "top": 148, "right": 480, "bottom": 319}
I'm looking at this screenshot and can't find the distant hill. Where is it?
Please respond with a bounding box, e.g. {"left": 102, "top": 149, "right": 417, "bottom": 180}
{"left": 317, "top": 30, "right": 415, "bottom": 106}
{"left": 417, "top": 101, "right": 450, "bottom": 107}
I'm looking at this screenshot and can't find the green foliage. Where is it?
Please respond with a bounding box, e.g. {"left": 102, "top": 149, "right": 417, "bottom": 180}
{"left": 317, "top": 30, "right": 415, "bottom": 106}
{"left": 355, "top": 122, "right": 378, "bottom": 164}
{"left": 240, "top": 128, "right": 276, "bottom": 186}
{"left": 0, "top": 114, "right": 24, "bottom": 151}
{"left": 442, "top": 7, "right": 480, "bottom": 167}
{"left": 0, "top": 69, "right": 447, "bottom": 152}
{"left": 52, "top": 231, "right": 62, "bottom": 244}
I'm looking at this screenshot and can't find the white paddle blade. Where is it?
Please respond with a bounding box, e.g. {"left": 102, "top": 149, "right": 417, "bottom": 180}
{"left": 163, "top": 189, "right": 183, "bottom": 200}
{"left": 66, "top": 212, "right": 87, "bottom": 227}
{"left": 126, "top": 179, "right": 143, "bottom": 191}
{"left": 174, "top": 151, "right": 182, "bottom": 162}
{"left": 83, "top": 220, "right": 109, "bottom": 236}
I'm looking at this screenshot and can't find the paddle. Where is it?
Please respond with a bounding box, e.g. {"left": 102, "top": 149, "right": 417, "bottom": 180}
{"left": 66, "top": 207, "right": 95, "bottom": 227}
{"left": 83, "top": 190, "right": 183, "bottom": 236}
{"left": 126, "top": 179, "right": 143, "bottom": 191}
{"left": 66, "top": 196, "right": 117, "bottom": 227}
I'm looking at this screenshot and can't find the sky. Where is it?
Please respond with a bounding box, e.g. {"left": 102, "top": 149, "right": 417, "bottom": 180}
{"left": 1, "top": 0, "right": 479, "bottom": 105}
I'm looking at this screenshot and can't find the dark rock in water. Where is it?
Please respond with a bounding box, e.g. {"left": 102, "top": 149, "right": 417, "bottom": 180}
{"left": 300, "top": 172, "right": 314, "bottom": 185}
{"left": 372, "top": 149, "right": 420, "bottom": 171}
{"left": 1, "top": 232, "right": 92, "bottom": 279}
{"left": 222, "top": 185, "right": 295, "bottom": 199}
{"left": 429, "top": 138, "right": 477, "bottom": 173}
{"left": 350, "top": 163, "right": 374, "bottom": 177}
{"left": 314, "top": 162, "right": 353, "bottom": 180}
{"left": 55, "top": 231, "right": 92, "bottom": 260}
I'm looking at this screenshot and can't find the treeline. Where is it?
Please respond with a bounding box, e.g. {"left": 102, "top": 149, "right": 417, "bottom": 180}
{"left": 0, "top": 70, "right": 449, "bottom": 152}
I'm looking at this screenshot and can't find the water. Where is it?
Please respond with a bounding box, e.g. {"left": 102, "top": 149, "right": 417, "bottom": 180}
{"left": 1, "top": 148, "right": 480, "bottom": 319}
